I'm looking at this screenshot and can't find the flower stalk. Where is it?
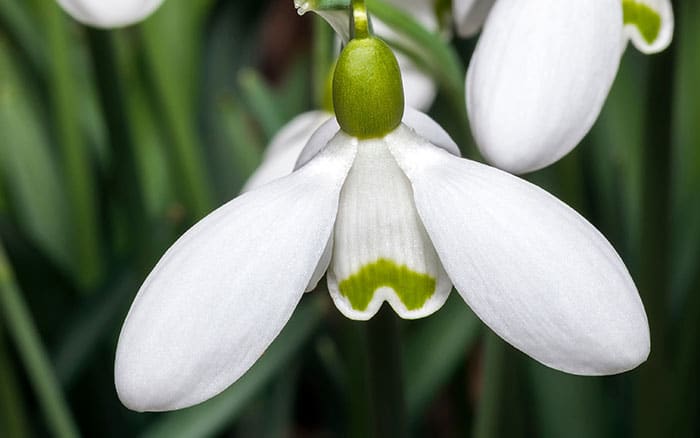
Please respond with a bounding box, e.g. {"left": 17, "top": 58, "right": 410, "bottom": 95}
{"left": 351, "top": 0, "right": 370, "bottom": 38}
{"left": 366, "top": 306, "right": 407, "bottom": 436}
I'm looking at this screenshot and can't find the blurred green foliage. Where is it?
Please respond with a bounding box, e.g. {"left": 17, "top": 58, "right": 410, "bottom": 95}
{"left": 0, "top": 0, "right": 698, "bottom": 437}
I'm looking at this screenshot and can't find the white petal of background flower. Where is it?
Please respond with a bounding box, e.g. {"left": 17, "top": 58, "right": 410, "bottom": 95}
{"left": 467, "top": 0, "right": 623, "bottom": 174}
{"left": 623, "top": 0, "right": 674, "bottom": 54}
{"left": 242, "top": 111, "right": 331, "bottom": 192}
{"left": 114, "top": 141, "right": 357, "bottom": 412}
{"left": 328, "top": 131, "right": 452, "bottom": 320}
{"left": 56, "top": 0, "right": 164, "bottom": 28}
{"left": 373, "top": 0, "right": 440, "bottom": 110}
{"left": 395, "top": 59, "right": 438, "bottom": 111}
{"left": 388, "top": 133, "right": 650, "bottom": 375}
{"left": 453, "top": 0, "right": 495, "bottom": 38}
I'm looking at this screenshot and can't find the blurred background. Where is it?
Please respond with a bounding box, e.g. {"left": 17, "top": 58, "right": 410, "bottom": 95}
{"left": 0, "top": 0, "right": 698, "bottom": 436}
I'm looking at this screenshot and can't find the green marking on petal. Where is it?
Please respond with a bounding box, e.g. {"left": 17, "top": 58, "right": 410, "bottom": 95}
{"left": 338, "top": 258, "right": 436, "bottom": 311}
{"left": 622, "top": 0, "right": 662, "bottom": 45}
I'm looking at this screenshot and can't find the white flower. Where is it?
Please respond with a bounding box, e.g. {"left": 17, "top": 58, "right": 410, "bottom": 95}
{"left": 55, "top": 0, "right": 165, "bottom": 28}
{"left": 456, "top": 0, "right": 674, "bottom": 174}
{"left": 115, "top": 111, "right": 649, "bottom": 412}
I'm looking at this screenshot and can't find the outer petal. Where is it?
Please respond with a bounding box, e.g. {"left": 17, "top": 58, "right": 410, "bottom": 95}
{"left": 623, "top": 0, "right": 674, "bottom": 54}
{"left": 453, "top": 0, "right": 495, "bottom": 37}
{"left": 242, "top": 111, "right": 331, "bottom": 192}
{"left": 296, "top": 108, "right": 459, "bottom": 169}
{"left": 467, "top": 0, "right": 623, "bottom": 174}
{"left": 56, "top": 0, "right": 164, "bottom": 28}
{"left": 388, "top": 130, "right": 649, "bottom": 375}
{"left": 115, "top": 141, "right": 356, "bottom": 411}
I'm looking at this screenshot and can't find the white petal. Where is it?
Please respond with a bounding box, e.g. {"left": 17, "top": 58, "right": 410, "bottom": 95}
{"left": 56, "top": 0, "right": 164, "bottom": 28}
{"left": 242, "top": 111, "right": 331, "bottom": 192}
{"left": 623, "top": 0, "right": 674, "bottom": 54}
{"left": 453, "top": 0, "right": 495, "bottom": 37}
{"left": 388, "top": 131, "right": 649, "bottom": 375}
{"left": 467, "top": 0, "right": 623, "bottom": 174}
{"left": 402, "top": 108, "right": 461, "bottom": 157}
{"left": 396, "top": 56, "right": 438, "bottom": 111}
{"left": 296, "top": 108, "right": 459, "bottom": 169}
{"left": 328, "top": 130, "right": 452, "bottom": 320}
{"left": 295, "top": 117, "right": 342, "bottom": 170}
{"left": 115, "top": 141, "right": 356, "bottom": 411}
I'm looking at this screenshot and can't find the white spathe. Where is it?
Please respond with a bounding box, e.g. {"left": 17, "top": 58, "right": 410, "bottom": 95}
{"left": 116, "top": 112, "right": 649, "bottom": 412}
{"left": 467, "top": 0, "right": 624, "bottom": 174}
{"left": 56, "top": 0, "right": 164, "bottom": 28}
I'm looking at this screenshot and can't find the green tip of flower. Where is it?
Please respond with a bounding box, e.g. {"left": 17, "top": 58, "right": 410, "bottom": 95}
{"left": 622, "top": 0, "right": 662, "bottom": 45}
{"left": 333, "top": 37, "right": 404, "bottom": 139}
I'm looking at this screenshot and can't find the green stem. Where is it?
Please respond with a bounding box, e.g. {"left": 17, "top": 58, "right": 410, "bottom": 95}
{"left": 39, "top": 2, "right": 102, "bottom": 289}
{"left": 365, "top": 306, "right": 407, "bottom": 437}
{"left": 0, "top": 242, "right": 79, "bottom": 438}
{"left": 86, "top": 28, "right": 147, "bottom": 256}
{"left": 473, "top": 332, "right": 506, "bottom": 438}
{"left": 672, "top": 268, "right": 700, "bottom": 437}
{"left": 351, "top": 0, "right": 370, "bottom": 38}
{"left": 636, "top": 34, "right": 676, "bottom": 438}
{"left": 0, "top": 328, "right": 30, "bottom": 438}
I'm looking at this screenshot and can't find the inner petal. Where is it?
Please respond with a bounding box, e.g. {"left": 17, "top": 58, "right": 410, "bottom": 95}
{"left": 327, "top": 135, "right": 452, "bottom": 320}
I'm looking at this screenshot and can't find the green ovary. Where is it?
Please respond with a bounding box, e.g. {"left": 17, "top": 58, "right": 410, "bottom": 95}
{"left": 338, "top": 258, "right": 436, "bottom": 311}
{"left": 622, "top": 0, "right": 662, "bottom": 44}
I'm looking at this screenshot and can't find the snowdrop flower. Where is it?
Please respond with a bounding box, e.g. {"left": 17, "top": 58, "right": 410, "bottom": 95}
{"left": 458, "top": 0, "right": 674, "bottom": 174}
{"left": 115, "top": 15, "right": 649, "bottom": 411}
{"left": 296, "top": 0, "right": 441, "bottom": 110}
{"left": 56, "top": 0, "right": 165, "bottom": 28}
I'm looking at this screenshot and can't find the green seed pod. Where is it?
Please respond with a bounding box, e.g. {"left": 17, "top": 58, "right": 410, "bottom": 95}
{"left": 333, "top": 37, "right": 404, "bottom": 139}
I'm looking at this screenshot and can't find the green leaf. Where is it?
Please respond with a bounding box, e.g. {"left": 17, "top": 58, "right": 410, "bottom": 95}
{"left": 143, "top": 297, "right": 324, "bottom": 438}
{"left": 216, "top": 97, "right": 264, "bottom": 185}
{"left": 238, "top": 69, "right": 288, "bottom": 141}
{"left": 140, "top": 0, "right": 214, "bottom": 218}
{"left": 34, "top": 0, "right": 103, "bottom": 289}
{"left": 0, "top": 241, "right": 79, "bottom": 438}
{"left": 0, "top": 328, "right": 30, "bottom": 438}
{"left": 0, "top": 39, "right": 72, "bottom": 272}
